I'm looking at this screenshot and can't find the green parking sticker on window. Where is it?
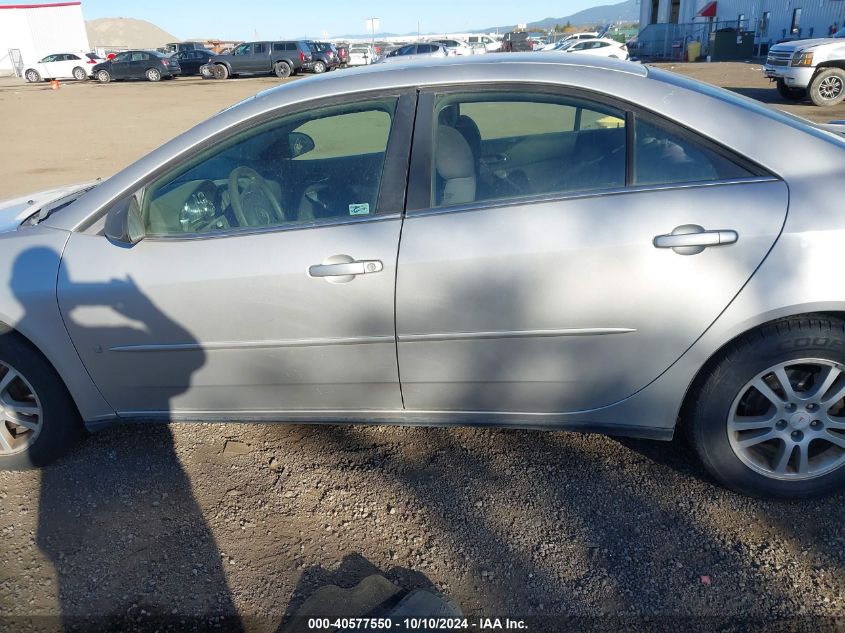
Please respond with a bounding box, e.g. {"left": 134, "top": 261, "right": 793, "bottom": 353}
{"left": 349, "top": 203, "right": 370, "bottom": 216}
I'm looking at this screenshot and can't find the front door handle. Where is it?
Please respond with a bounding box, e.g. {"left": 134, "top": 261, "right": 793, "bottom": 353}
{"left": 653, "top": 224, "right": 738, "bottom": 256}
{"left": 308, "top": 254, "right": 383, "bottom": 283}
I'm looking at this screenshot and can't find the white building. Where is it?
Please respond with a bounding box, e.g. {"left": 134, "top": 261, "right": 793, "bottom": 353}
{"left": 638, "top": 0, "right": 845, "bottom": 58}
{"left": 0, "top": 2, "right": 90, "bottom": 76}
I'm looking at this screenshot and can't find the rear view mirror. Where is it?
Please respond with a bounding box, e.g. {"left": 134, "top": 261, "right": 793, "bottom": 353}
{"left": 289, "top": 132, "right": 315, "bottom": 158}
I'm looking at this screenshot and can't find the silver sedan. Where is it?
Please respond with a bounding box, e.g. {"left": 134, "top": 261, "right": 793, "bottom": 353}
{"left": 2, "top": 54, "right": 845, "bottom": 499}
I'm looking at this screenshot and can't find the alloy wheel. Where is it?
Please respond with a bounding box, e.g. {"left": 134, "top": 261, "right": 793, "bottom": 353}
{"left": 728, "top": 359, "right": 845, "bottom": 480}
{"left": 0, "top": 361, "right": 43, "bottom": 456}
{"left": 818, "top": 76, "right": 843, "bottom": 101}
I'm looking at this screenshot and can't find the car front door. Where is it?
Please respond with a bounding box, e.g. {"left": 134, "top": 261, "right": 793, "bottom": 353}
{"left": 109, "top": 52, "right": 131, "bottom": 78}
{"left": 37, "top": 54, "right": 59, "bottom": 78}
{"left": 229, "top": 43, "right": 252, "bottom": 73}
{"left": 58, "top": 92, "right": 415, "bottom": 418}
{"left": 395, "top": 87, "right": 788, "bottom": 414}
{"left": 244, "top": 42, "right": 268, "bottom": 72}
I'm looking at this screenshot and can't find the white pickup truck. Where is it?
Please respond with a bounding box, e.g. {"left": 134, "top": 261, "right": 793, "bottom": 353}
{"left": 764, "top": 30, "right": 845, "bottom": 106}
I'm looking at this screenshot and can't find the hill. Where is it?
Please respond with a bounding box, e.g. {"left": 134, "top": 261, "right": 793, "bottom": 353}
{"left": 485, "top": 0, "right": 639, "bottom": 31}
{"left": 86, "top": 17, "right": 178, "bottom": 49}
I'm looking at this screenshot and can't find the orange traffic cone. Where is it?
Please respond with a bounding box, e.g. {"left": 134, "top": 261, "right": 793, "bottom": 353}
{"left": 50, "top": 79, "right": 60, "bottom": 90}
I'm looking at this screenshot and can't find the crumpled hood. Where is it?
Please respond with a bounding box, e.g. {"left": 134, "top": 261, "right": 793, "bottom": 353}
{"left": 0, "top": 182, "right": 97, "bottom": 234}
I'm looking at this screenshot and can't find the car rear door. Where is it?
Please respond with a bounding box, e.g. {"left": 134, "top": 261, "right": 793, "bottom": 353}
{"left": 58, "top": 92, "right": 416, "bottom": 417}
{"left": 395, "top": 86, "right": 788, "bottom": 414}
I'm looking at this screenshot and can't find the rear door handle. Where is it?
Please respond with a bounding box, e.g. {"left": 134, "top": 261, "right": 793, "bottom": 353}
{"left": 653, "top": 224, "right": 738, "bottom": 255}
{"left": 308, "top": 255, "right": 383, "bottom": 283}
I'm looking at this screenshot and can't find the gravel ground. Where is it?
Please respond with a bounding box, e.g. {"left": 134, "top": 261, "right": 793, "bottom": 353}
{"left": 2, "top": 61, "right": 845, "bottom": 630}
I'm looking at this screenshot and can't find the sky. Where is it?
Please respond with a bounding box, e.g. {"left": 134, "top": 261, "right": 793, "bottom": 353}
{"left": 79, "top": 0, "right": 606, "bottom": 40}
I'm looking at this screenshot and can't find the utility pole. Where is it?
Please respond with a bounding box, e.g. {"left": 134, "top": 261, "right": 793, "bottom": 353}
{"left": 366, "top": 17, "right": 380, "bottom": 49}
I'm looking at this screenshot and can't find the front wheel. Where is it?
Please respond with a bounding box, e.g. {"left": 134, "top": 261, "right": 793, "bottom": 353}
{"left": 146, "top": 67, "right": 162, "bottom": 82}
{"left": 25, "top": 69, "right": 41, "bottom": 83}
{"left": 776, "top": 78, "right": 806, "bottom": 101}
{"left": 212, "top": 64, "right": 229, "bottom": 80}
{"left": 687, "top": 317, "right": 845, "bottom": 498}
{"left": 72, "top": 66, "right": 87, "bottom": 81}
{"left": 97, "top": 69, "right": 111, "bottom": 83}
{"left": 274, "top": 61, "right": 292, "bottom": 78}
{"left": 0, "top": 335, "right": 82, "bottom": 470}
{"left": 809, "top": 68, "right": 845, "bottom": 106}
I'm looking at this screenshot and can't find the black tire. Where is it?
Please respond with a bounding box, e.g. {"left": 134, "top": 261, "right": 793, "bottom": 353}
{"left": 776, "top": 78, "right": 806, "bottom": 101}
{"left": 809, "top": 68, "right": 845, "bottom": 107}
{"left": 72, "top": 66, "right": 87, "bottom": 81}
{"left": 96, "top": 69, "right": 111, "bottom": 83}
{"left": 212, "top": 64, "right": 229, "bottom": 80}
{"left": 0, "top": 333, "right": 82, "bottom": 470}
{"left": 687, "top": 317, "right": 845, "bottom": 499}
{"left": 24, "top": 69, "right": 41, "bottom": 83}
{"left": 274, "top": 61, "right": 292, "bottom": 78}
{"left": 312, "top": 60, "right": 326, "bottom": 74}
{"left": 146, "top": 67, "right": 162, "bottom": 82}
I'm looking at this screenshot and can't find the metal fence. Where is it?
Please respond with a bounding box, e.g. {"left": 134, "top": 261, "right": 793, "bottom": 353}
{"left": 632, "top": 19, "right": 764, "bottom": 61}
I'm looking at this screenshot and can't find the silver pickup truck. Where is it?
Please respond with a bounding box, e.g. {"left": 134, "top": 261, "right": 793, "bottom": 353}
{"left": 764, "top": 30, "right": 845, "bottom": 106}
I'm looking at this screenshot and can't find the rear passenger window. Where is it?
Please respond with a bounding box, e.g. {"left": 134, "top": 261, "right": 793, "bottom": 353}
{"left": 431, "top": 93, "right": 626, "bottom": 208}
{"left": 634, "top": 119, "right": 753, "bottom": 186}
{"left": 273, "top": 43, "right": 284, "bottom": 52}
{"left": 286, "top": 43, "right": 297, "bottom": 51}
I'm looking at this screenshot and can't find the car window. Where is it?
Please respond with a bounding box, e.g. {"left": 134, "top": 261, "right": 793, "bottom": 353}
{"left": 417, "top": 44, "right": 432, "bottom": 54}
{"left": 233, "top": 44, "right": 250, "bottom": 55}
{"left": 286, "top": 43, "right": 297, "bottom": 51}
{"left": 130, "top": 52, "right": 145, "bottom": 62}
{"left": 253, "top": 43, "right": 266, "bottom": 54}
{"left": 114, "top": 52, "right": 131, "bottom": 62}
{"left": 400, "top": 45, "right": 416, "bottom": 55}
{"left": 273, "top": 43, "right": 284, "bottom": 51}
{"left": 41, "top": 55, "right": 57, "bottom": 62}
{"left": 68, "top": 54, "right": 81, "bottom": 60}
{"left": 633, "top": 118, "right": 753, "bottom": 186}
{"left": 138, "top": 97, "right": 399, "bottom": 237}
{"left": 431, "top": 93, "right": 626, "bottom": 207}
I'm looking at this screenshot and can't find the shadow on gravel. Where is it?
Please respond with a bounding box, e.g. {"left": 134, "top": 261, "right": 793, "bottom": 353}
{"left": 290, "top": 423, "right": 821, "bottom": 621}
{"left": 8, "top": 247, "right": 243, "bottom": 631}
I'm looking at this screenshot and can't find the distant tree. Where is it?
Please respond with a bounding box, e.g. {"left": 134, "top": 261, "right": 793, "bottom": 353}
{"left": 563, "top": 21, "right": 574, "bottom": 33}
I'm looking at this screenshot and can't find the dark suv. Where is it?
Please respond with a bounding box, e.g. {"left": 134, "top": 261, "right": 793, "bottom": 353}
{"left": 304, "top": 41, "right": 339, "bottom": 73}
{"left": 201, "top": 40, "right": 312, "bottom": 79}
{"left": 501, "top": 31, "right": 533, "bottom": 52}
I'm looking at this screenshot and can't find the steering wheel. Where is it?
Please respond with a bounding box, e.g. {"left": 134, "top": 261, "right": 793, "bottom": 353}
{"left": 227, "top": 166, "right": 285, "bottom": 227}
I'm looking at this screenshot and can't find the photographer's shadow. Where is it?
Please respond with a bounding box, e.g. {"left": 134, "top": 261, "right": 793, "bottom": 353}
{"left": 9, "top": 247, "right": 243, "bottom": 631}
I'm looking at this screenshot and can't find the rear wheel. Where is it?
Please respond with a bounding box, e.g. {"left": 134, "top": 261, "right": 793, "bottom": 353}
{"left": 274, "top": 61, "right": 292, "bottom": 78}
{"left": 312, "top": 60, "right": 326, "bottom": 74}
{"left": 72, "top": 66, "right": 87, "bottom": 81}
{"left": 97, "top": 69, "right": 111, "bottom": 83}
{"left": 212, "top": 64, "right": 229, "bottom": 80}
{"left": 146, "top": 67, "right": 162, "bottom": 82}
{"left": 0, "top": 335, "right": 82, "bottom": 470}
{"left": 25, "top": 69, "right": 41, "bottom": 83}
{"left": 688, "top": 317, "right": 845, "bottom": 498}
{"left": 776, "top": 78, "right": 806, "bottom": 101}
{"left": 809, "top": 68, "right": 845, "bottom": 106}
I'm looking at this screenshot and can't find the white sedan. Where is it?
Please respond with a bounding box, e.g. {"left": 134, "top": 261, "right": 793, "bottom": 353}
{"left": 23, "top": 52, "right": 100, "bottom": 82}
{"left": 559, "top": 38, "right": 629, "bottom": 60}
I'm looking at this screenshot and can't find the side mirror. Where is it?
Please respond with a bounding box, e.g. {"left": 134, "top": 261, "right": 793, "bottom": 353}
{"left": 104, "top": 192, "right": 145, "bottom": 244}
{"left": 289, "top": 132, "right": 315, "bottom": 158}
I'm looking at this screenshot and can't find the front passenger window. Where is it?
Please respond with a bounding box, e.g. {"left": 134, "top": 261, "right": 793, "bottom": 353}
{"left": 137, "top": 98, "right": 398, "bottom": 237}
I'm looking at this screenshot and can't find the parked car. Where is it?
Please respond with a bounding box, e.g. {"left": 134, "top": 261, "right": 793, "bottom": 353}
{"left": 378, "top": 43, "right": 448, "bottom": 63}
{"left": 92, "top": 50, "right": 181, "bottom": 82}
{"left": 430, "top": 39, "right": 473, "bottom": 56}
{"left": 466, "top": 34, "right": 500, "bottom": 52}
{"left": 23, "top": 52, "right": 97, "bottom": 82}
{"left": 169, "top": 49, "right": 215, "bottom": 76}
{"left": 348, "top": 46, "right": 376, "bottom": 66}
{"left": 200, "top": 40, "right": 312, "bottom": 79}
{"left": 159, "top": 42, "right": 206, "bottom": 55}
{"left": 540, "top": 32, "right": 600, "bottom": 51}
{"left": 764, "top": 29, "right": 845, "bottom": 106}
{"left": 4, "top": 54, "right": 845, "bottom": 500}
{"left": 501, "top": 31, "right": 533, "bottom": 52}
{"left": 560, "top": 38, "right": 629, "bottom": 60}
{"left": 304, "top": 41, "right": 340, "bottom": 73}
{"left": 335, "top": 44, "right": 350, "bottom": 67}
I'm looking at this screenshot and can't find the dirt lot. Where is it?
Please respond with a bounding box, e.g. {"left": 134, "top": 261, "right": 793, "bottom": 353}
{"left": 2, "top": 63, "right": 845, "bottom": 631}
